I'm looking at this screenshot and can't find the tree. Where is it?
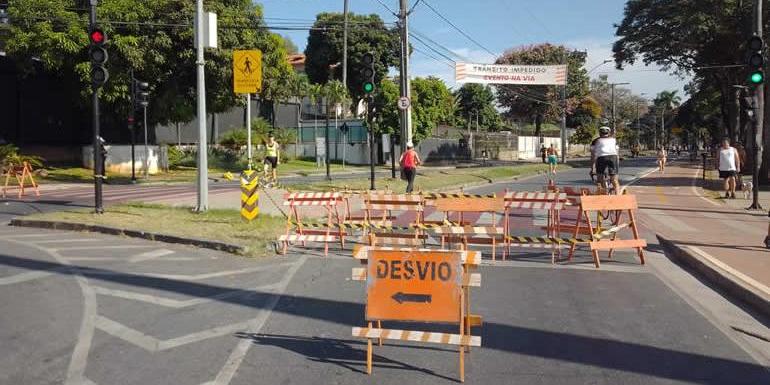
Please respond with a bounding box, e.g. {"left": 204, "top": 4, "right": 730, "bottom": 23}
{"left": 589, "top": 75, "right": 650, "bottom": 146}
{"left": 569, "top": 96, "right": 602, "bottom": 145}
{"left": 323, "top": 79, "right": 350, "bottom": 119}
{"left": 495, "top": 44, "right": 590, "bottom": 138}
{"left": 613, "top": 0, "right": 760, "bottom": 142}
{"left": 304, "top": 12, "right": 400, "bottom": 109}
{"left": 4, "top": 0, "right": 294, "bottom": 141}
{"left": 373, "top": 78, "right": 401, "bottom": 135}
{"left": 282, "top": 35, "right": 299, "bottom": 54}
{"left": 652, "top": 90, "right": 681, "bottom": 145}
{"left": 410, "top": 76, "right": 456, "bottom": 142}
{"left": 454, "top": 83, "right": 503, "bottom": 131}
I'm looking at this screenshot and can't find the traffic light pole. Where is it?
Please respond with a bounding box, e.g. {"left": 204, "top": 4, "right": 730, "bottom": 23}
{"left": 129, "top": 70, "right": 136, "bottom": 183}
{"left": 750, "top": 0, "right": 764, "bottom": 210}
{"left": 89, "top": 1, "right": 103, "bottom": 214}
{"left": 143, "top": 104, "right": 149, "bottom": 179}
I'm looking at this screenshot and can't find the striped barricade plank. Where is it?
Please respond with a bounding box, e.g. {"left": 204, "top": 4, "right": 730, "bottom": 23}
{"left": 366, "top": 203, "right": 424, "bottom": 211}
{"left": 351, "top": 327, "right": 481, "bottom": 347}
{"left": 351, "top": 246, "right": 481, "bottom": 265}
{"left": 432, "top": 226, "right": 504, "bottom": 235}
{"left": 279, "top": 234, "right": 337, "bottom": 243}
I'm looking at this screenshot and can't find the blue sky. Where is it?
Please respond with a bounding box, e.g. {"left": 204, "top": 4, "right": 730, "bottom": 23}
{"left": 260, "top": 0, "right": 688, "bottom": 98}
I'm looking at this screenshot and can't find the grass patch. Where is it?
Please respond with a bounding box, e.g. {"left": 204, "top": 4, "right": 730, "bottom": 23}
{"left": 292, "top": 163, "right": 570, "bottom": 192}
{"left": 24, "top": 202, "right": 286, "bottom": 257}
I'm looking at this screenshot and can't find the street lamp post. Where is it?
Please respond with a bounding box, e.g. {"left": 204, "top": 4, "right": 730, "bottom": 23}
{"left": 587, "top": 59, "right": 613, "bottom": 75}
{"left": 609, "top": 82, "right": 630, "bottom": 135}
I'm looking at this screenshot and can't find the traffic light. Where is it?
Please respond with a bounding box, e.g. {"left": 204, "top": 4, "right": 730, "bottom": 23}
{"left": 0, "top": 0, "right": 10, "bottom": 25}
{"left": 747, "top": 35, "right": 764, "bottom": 85}
{"left": 361, "top": 52, "right": 375, "bottom": 94}
{"left": 88, "top": 26, "right": 109, "bottom": 88}
{"left": 135, "top": 80, "right": 149, "bottom": 108}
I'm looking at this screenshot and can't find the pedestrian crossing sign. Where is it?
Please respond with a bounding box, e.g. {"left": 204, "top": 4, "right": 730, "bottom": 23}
{"left": 233, "top": 50, "right": 262, "bottom": 94}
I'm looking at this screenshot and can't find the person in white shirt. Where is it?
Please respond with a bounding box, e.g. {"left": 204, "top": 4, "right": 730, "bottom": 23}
{"left": 657, "top": 146, "right": 668, "bottom": 173}
{"left": 717, "top": 137, "right": 741, "bottom": 199}
{"left": 590, "top": 126, "right": 620, "bottom": 194}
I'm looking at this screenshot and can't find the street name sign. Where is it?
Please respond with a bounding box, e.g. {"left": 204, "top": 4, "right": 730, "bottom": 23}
{"left": 233, "top": 50, "right": 262, "bottom": 94}
{"left": 455, "top": 62, "right": 567, "bottom": 85}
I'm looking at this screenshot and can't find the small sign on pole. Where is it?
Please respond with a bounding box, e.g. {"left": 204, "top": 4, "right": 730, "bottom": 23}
{"left": 233, "top": 50, "right": 262, "bottom": 94}
{"left": 397, "top": 96, "right": 410, "bottom": 111}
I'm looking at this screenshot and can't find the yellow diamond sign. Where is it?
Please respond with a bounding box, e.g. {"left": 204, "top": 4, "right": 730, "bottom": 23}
{"left": 233, "top": 50, "right": 262, "bottom": 94}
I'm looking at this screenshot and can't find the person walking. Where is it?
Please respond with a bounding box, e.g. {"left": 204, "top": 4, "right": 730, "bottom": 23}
{"left": 540, "top": 144, "right": 547, "bottom": 164}
{"left": 717, "top": 137, "right": 740, "bottom": 199}
{"left": 399, "top": 141, "right": 421, "bottom": 193}
{"left": 264, "top": 133, "right": 280, "bottom": 182}
{"left": 657, "top": 146, "right": 668, "bottom": 173}
{"left": 546, "top": 143, "right": 559, "bottom": 175}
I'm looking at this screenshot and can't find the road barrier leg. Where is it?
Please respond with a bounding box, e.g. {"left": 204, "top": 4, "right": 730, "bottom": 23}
{"left": 459, "top": 291, "right": 465, "bottom": 383}
{"left": 377, "top": 320, "right": 382, "bottom": 346}
{"left": 366, "top": 321, "right": 373, "bottom": 375}
{"left": 629, "top": 209, "right": 645, "bottom": 264}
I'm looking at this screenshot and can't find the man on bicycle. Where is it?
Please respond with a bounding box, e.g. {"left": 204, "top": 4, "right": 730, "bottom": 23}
{"left": 264, "top": 133, "right": 279, "bottom": 182}
{"left": 591, "top": 126, "right": 620, "bottom": 194}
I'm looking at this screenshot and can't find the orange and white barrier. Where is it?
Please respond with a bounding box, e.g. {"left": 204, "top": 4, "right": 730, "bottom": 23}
{"left": 279, "top": 192, "right": 345, "bottom": 256}
{"left": 2, "top": 161, "right": 40, "bottom": 199}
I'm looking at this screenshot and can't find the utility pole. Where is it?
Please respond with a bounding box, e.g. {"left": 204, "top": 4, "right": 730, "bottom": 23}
{"left": 342, "top": 0, "right": 349, "bottom": 91}
{"left": 194, "top": 0, "right": 208, "bottom": 212}
{"left": 750, "top": 0, "right": 764, "bottom": 210}
{"left": 398, "top": 0, "right": 413, "bottom": 149}
{"left": 609, "top": 82, "right": 630, "bottom": 135}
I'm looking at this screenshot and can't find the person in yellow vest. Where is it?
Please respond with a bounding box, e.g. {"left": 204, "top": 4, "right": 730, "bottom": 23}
{"left": 264, "top": 133, "right": 279, "bottom": 182}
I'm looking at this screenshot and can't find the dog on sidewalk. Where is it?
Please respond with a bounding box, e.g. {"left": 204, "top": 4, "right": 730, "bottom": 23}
{"left": 741, "top": 178, "right": 754, "bottom": 200}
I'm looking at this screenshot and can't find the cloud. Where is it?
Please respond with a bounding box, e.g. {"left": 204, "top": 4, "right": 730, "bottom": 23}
{"left": 567, "top": 38, "right": 691, "bottom": 98}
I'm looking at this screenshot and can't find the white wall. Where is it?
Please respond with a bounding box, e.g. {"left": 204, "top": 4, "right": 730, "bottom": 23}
{"left": 82, "top": 145, "right": 161, "bottom": 175}
{"left": 517, "top": 136, "right": 566, "bottom": 160}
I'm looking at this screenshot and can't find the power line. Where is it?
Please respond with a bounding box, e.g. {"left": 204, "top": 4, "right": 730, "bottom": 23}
{"left": 412, "top": 46, "right": 454, "bottom": 69}
{"left": 418, "top": 0, "right": 497, "bottom": 58}
{"left": 372, "top": 0, "right": 398, "bottom": 16}
{"left": 409, "top": 33, "right": 457, "bottom": 64}
{"left": 410, "top": 28, "right": 470, "bottom": 62}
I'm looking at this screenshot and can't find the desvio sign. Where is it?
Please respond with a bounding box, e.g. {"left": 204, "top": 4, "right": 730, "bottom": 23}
{"left": 366, "top": 250, "right": 463, "bottom": 323}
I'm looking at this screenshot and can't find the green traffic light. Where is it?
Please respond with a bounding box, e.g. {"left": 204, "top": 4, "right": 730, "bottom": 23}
{"left": 363, "top": 82, "right": 374, "bottom": 93}
{"left": 750, "top": 71, "right": 764, "bottom": 84}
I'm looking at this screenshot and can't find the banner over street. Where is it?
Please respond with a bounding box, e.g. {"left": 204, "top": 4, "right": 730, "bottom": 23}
{"left": 455, "top": 63, "right": 567, "bottom": 85}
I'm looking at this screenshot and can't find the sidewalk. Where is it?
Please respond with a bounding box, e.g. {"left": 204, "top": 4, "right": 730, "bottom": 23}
{"left": 631, "top": 162, "right": 770, "bottom": 316}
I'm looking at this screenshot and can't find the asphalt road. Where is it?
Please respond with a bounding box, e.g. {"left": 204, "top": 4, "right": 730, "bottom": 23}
{"left": 1, "top": 157, "right": 769, "bottom": 384}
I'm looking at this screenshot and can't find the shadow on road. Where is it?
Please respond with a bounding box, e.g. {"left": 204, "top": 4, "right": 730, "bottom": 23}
{"left": 0, "top": 252, "right": 767, "bottom": 384}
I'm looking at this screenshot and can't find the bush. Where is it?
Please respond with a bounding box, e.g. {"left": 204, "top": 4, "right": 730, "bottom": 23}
{"left": 0, "top": 144, "right": 44, "bottom": 169}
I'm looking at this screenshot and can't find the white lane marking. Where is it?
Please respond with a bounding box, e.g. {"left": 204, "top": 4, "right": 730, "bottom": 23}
{"left": 0, "top": 267, "right": 67, "bottom": 285}
{"left": 688, "top": 246, "right": 770, "bottom": 296}
{"left": 93, "top": 259, "right": 306, "bottom": 354}
{"left": 642, "top": 209, "right": 697, "bottom": 232}
{"left": 477, "top": 212, "right": 495, "bottom": 225}
{"left": 65, "top": 256, "right": 200, "bottom": 262}
{"left": 129, "top": 249, "right": 175, "bottom": 263}
{"left": 78, "top": 262, "right": 296, "bottom": 281}
{"left": 33, "top": 238, "right": 102, "bottom": 244}
{"left": 0, "top": 238, "right": 101, "bottom": 385}
{"left": 51, "top": 245, "right": 156, "bottom": 251}
{"left": 689, "top": 167, "right": 721, "bottom": 207}
{"left": 92, "top": 281, "right": 282, "bottom": 308}
{"left": 209, "top": 257, "right": 307, "bottom": 385}
{"left": 622, "top": 167, "right": 659, "bottom": 190}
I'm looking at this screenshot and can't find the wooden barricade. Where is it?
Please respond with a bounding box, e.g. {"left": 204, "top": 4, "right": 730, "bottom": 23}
{"left": 503, "top": 191, "right": 568, "bottom": 262}
{"left": 432, "top": 197, "right": 506, "bottom": 259}
{"left": 350, "top": 246, "right": 482, "bottom": 382}
{"left": 567, "top": 194, "right": 647, "bottom": 268}
{"left": 422, "top": 191, "right": 496, "bottom": 226}
{"left": 545, "top": 186, "right": 594, "bottom": 238}
{"left": 2, "top": 161, "right": 40, "bottom": 199}
{"left": 364, "top": 193, "right": 425, "bottom": 244}
{"left": 278, "top": 192, "right": 344, "bottom": 256}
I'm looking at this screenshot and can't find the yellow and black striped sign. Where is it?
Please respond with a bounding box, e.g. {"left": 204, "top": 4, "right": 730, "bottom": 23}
{"left": 505, "top": 235, "right": 589, "bottom": 244}
{"left": 240, "top": 170, "right": 259, "bottom": 221}
{"left": 423, "top": 192, "right": 496, "bottom": 199}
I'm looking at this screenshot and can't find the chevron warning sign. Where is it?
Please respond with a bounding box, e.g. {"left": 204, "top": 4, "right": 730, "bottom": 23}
{"left": 240, "top": 170, "right": 259, "bottom": 221}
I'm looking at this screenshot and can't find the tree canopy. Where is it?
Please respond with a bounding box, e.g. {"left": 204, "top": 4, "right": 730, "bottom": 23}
{"left": 4, "top": 0, "right": 295, "bottom": 132}
{"left": 454, "top": 83, "right": 503, "bottom": 131}
{"left": 495, "top": 44, "right": 590, "bottom": 137}
{"left": 304, "top": 12, "right": 399, "bottom": 106}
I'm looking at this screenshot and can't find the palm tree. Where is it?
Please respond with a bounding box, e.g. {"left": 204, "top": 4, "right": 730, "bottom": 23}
{"left": 654, "top": 90, "right": 681, "bottom": 146}
{"left": 290, "top": 75, "right": 310, "bottom": 158}
{"left": 307, "top": 83, "right": 324, "bottom": 160}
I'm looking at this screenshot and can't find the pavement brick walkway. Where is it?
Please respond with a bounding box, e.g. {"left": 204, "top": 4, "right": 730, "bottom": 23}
{"left": 631, "top": 162, "right": 770, "bottom": 301}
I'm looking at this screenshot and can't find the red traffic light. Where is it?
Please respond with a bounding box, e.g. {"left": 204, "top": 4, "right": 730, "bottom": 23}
{"left": 89, "top": 28, "right": 106, "bottom": 45}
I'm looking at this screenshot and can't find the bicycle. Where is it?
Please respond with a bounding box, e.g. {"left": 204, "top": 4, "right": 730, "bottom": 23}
{"left": 256, "top": 159, "right": 278, "bottom": 189}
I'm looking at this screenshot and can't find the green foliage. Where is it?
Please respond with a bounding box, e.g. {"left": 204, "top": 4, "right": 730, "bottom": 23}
{"left": 166, "top": 145, "right": 186, "bottom": 168}
{"left": 495, "top": 44, "right": 590, "bottom": 136}
{"left": 304, "top": 12, "right": 400, "bottom": 105}
{"left": 454, "top": 83, "right": 502, "bottom": 131}
{"left": 4, "top": 1, "right": 295, "bottom": 129}
{"left": 569, "top": 96, "right": 603, "bottom": 145}
{"left": 0, "top": 144, "right": 44, "bottom": 169}
{"left": 410, "top": 77, "right": 456, "bottom": 142}
{"left": 372, "top": 78, "right": 401, "bottom": 135}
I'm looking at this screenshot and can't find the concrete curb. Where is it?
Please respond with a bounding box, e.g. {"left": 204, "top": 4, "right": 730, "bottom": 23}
{"left": 658, "top": 235, "right": 770, "bottom": 319}
{"left": 9, "top": 218, "right": 247, "bottom": 255}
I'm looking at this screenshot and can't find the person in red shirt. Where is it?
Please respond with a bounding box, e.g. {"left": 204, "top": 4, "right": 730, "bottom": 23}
{"left": 399, "top": 141, "right": 422, "bottom": 193}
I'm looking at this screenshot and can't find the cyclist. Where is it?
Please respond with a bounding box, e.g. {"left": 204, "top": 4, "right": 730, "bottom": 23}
{"left": 264, "top": 133, "right": 279, "bottom": 182}
{"left": 590, "top": 126, "right": 620, "bottom": 194}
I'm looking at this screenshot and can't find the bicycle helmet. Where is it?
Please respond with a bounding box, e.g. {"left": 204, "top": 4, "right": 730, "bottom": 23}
{"left": 598, "top": 126, "right": 611, "bottom": 136}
